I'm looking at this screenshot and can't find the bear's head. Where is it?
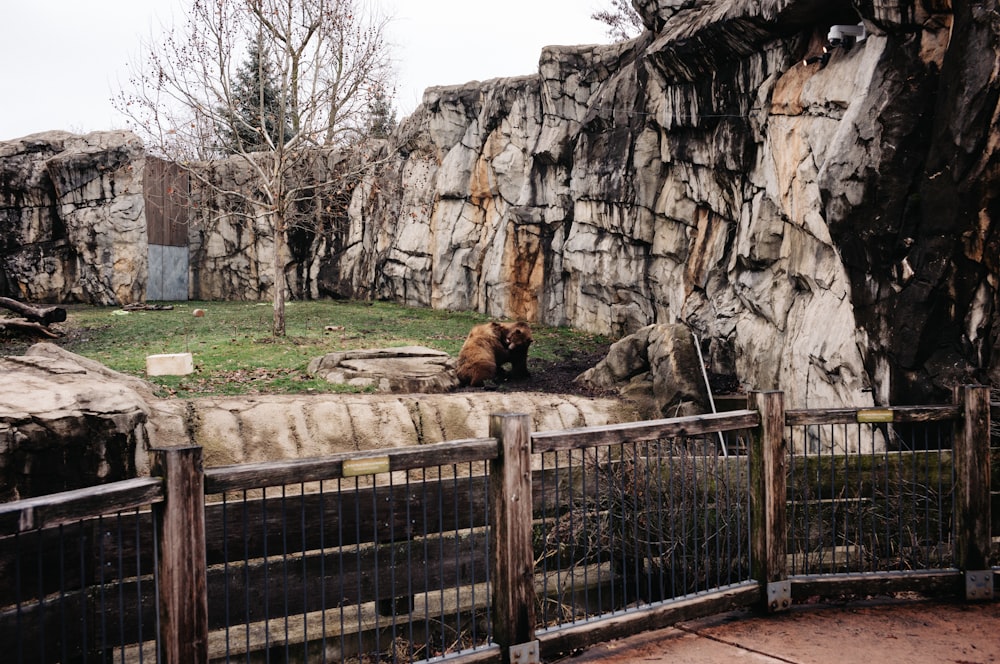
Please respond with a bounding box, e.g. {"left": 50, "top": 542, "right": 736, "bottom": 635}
{"left": 503, "top": 322, "right": 533, "bottom": 351}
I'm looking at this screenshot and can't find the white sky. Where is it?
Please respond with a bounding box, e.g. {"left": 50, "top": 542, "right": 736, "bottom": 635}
{"left": 0, "top": 0, "right": 612, "bottom": 141}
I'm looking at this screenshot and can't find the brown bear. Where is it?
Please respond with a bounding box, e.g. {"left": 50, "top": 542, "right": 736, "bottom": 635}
{"left": 456, "top": 321, "right": 533, "bottom": 387}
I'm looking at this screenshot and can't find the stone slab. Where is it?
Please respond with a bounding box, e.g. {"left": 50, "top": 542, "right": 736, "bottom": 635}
{"left": 146, "top": 352, "right": 194, "bottom": 376}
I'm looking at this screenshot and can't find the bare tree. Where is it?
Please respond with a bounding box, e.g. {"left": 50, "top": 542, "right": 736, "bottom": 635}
{"left": 116, "top": 0, "right": 395, "bottom": 336}
{"left": 592, "top": 0, "right": 644, "bottom": 42}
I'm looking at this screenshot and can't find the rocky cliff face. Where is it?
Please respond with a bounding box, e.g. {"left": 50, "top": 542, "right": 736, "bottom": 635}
{"left": 0, "top": 131, "right": 147, "bottom": 305}
{"left": 331, "top": 0, "right": 999, "bottom": 408}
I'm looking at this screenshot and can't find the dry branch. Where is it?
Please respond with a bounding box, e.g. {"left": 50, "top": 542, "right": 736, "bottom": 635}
{"left": 0, "top": 318, "right": 62, "bottom": 338}
{"left": 0, "top": 297, "right": 66, "bottom": 325}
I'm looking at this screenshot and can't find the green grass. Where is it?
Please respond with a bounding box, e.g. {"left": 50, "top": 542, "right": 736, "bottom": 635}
{"left": 2, "top": 300, "right": 611, "bottom": 398}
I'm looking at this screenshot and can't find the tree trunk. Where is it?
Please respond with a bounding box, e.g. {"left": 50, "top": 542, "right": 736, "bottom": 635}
{"left": 0, "top": 297, "right": 66, "bottom": 325}
{"left": 272, "top": 213, "right": 287, "bottom": 337}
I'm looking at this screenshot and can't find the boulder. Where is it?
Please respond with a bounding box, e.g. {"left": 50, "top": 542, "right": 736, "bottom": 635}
{"left": 307, "top": 346, "right": 459, "bottom": 393}
{"left": 0, "top": 345, "right": 151, "bottom": 501}
{"left": 575, "top": 324, "right": 710, "bottom": 419}
{"left": 190, "top": 392, "right": 636, "bottom": 468}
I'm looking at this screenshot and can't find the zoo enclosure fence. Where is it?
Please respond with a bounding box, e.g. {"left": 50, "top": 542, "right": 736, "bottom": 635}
{"left": 0, "top": 386, "right": 996, "bottom": 664}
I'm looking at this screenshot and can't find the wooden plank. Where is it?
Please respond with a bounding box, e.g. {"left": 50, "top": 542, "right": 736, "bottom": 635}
{"left": 531, "top": 410, "right": 760, "bottom": 453}
{"left": 784, "top": 449, "right": 963, "bottom": 501}
{"left": 489, "top": 413, "right": 536, "bottom": 660}
{"left": 537, "top": 583, "right": 760, "bottom": 662}
{"left": 144, "top": 157, "right": 166, "bottom": 246}
{"left": 204, "top": 438, "right": 496, "bottom": 493}
{"left": 0, "top": 509, "right": 156, "bottom": 608}
{"left": 153, "top": 446, "right": 208, "bottom": 664}
{"left": 785, "top": 405, "right": 961, "bottom": 426}
{"left": 164, "top": 161, "right": 190, "bottom": 247}
{"left": 749, "top": 391, "right": 786, "bottom": 609}
{"left": 0, "top": 477, "right": 162, "bottom": 534}
{"left": 789, "top": 570, "right": 964, "bottom": 599}
{"left": 953, "top": 385, "right": 992, "bottom": 572}
{"left": 204, "top": 529, "right": 490, "bottom": 630}
{"left": 203, "top": 473, "right": 491, "bottom": 564}
{"left": 0, "top": 576, "right": 158, "bottom": 662}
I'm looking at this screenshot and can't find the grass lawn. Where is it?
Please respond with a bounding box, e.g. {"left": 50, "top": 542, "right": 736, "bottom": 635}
{"left": 1, "top": 300, "right": 611, "bottom": 398}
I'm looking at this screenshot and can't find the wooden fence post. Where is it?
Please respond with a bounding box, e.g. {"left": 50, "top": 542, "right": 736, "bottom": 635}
{"left": 489, "top": 413, "right": 539, "bottom": 664}
{"left": 953, "top": 385, "right": 993, "bottom": 600}
{"left": 152, "top": 446, "right": 208, "bottom": 663}
{"left": 749, "top": 391, "right": 789, "bottom": 612}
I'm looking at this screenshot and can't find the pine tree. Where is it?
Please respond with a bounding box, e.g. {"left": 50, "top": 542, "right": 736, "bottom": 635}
{"left": 365, "top": 85, "right": 396, "bottom": 139}
{"left": 218, "top": 42, "right": 295, "bottom": 153}
{"left": 592, "top": 0, "right": 644, "bottom": 42}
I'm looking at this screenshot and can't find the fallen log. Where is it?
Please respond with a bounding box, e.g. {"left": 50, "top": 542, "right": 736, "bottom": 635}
{"left": 0, "top": 297, "right": 66, "bottom": 325}
{"left": 0, "top": 318, "right": 63, "bottom": 338}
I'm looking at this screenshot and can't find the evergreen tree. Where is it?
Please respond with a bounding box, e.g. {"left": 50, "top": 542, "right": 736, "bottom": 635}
{"left": 218, "top": 42, "right": 294, "bottom": 153}
{"left": 592, "top": 0, "right": 644, "bottom": 42}
{"left": 365, "top": 85, "right": 396, "bottom": 139}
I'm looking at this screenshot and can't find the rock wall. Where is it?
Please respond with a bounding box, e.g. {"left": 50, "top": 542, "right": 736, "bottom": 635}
{"left": 0, "top": 131, "right": 147, "bottom": 305}
{"left": 0, "top": 345, "right": 634, "bottom": 500}
{"left": 331, "top": 0, "right": 1000, "bottom": 408}
{"left": 0, "top": 345, "right": 152, "bottom": 501}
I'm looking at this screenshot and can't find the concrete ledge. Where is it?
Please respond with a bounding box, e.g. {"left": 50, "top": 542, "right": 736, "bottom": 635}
{"left": 146, "top": 352, "right": 194, "bottom": 376}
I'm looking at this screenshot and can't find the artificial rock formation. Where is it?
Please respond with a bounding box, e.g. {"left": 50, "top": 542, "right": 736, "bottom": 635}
{"left": 0, "top": 344, "right": 152, "bottom": 501}
{"left": 0, "top": 131, "right": 147, "bottom": 305}
{"left": 0, "top": 344, "right": 634, "bottom": 500}
{"left": 575, "top": 323, "right": 711, "bottom": 418}
{"left": 307, "top": 346, "right": 459, "bottom": 393}
{"left": 331, "top": 0, "right": 999, "bottom": 409}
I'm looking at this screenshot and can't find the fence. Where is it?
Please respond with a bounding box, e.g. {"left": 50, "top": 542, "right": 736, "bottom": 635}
{"left": 1, "top": 387, "right": 996, "bottom": 664}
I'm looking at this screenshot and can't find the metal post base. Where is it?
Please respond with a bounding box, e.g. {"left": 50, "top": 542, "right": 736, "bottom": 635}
{"left": 767, "top": 580, "right": 792, "bottom": 612}
{"left": 509, "top": 640, "right": 540, "bottom": 664}
{"left": 965, "top": 570, "right": 995, "bottom": 601}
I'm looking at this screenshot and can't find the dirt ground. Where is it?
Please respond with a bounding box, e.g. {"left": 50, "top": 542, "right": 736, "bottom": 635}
{"left": 553, "top": 596, "right": 1000, "bottom": 663}
{"left": 453, "top": 345, "right": 619, "bottom": 397}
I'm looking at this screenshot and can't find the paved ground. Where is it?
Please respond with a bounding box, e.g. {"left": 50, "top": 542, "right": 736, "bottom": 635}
{"left": 554, "top": 597, "right": 1000, "bottom": 663}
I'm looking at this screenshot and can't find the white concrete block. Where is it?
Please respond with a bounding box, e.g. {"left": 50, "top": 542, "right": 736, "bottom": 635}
{"left": 146, "top": 352, "right": 194, "bottom": 376}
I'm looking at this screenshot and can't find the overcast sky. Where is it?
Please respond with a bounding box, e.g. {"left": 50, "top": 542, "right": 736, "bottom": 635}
{"left": 0, "top": 0, "right": 612, "bottom": 141}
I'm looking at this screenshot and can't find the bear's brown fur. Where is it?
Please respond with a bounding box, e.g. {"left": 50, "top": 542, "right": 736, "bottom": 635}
{"left": 456, "top": 321, "right": 533, "bottom": 387}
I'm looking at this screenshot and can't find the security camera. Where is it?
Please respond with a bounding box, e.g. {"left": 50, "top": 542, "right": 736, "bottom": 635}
{"left": 827, "top": 23, "right": 866, "bottom": 46}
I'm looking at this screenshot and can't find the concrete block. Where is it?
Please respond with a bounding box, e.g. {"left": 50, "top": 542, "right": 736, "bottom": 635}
{"left": 146, "top": 352, "right": 194, "bottom": 376}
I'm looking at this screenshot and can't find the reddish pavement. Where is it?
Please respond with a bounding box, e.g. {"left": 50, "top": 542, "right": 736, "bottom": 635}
{"left": 554, "top": 597, "right": 1000, "bottom": 663}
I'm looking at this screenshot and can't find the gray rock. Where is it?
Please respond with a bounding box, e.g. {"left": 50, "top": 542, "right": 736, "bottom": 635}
{"left": 575, "top": 324, "right": 710, "bottom": 418}
{"left": 307, "top": 346, "right": 459, "bottom": 393}
{"left": 0, "top": 131, "right": 147, "bottom": 305}
{"left": 0, "top": 347, "right": 151, "bottom": 500}
{"left": 3, "top": 0, "right": 997, "bottom": 410}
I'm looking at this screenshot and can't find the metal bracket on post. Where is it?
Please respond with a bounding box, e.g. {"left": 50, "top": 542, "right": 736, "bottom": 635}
{"left": 965, "top": 571, "right": 995, "bottom": 601}
{"left": 767, "top": 580, "right": 792, "bottom": 612}
{"left": 509, "top": 640, "right": 540, "bottom": 664}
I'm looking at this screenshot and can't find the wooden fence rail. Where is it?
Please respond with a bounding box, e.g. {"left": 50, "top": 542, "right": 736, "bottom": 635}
{"left": 0, "top": 388, "right": 994, "bottom": 664}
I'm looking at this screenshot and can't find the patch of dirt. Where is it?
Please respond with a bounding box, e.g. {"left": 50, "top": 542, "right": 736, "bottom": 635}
{"left": 453, "top": 345, "right": 620, "bottom": 398}
{"left": 556, "top": 596, "right": 1000, "bottom": 664}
